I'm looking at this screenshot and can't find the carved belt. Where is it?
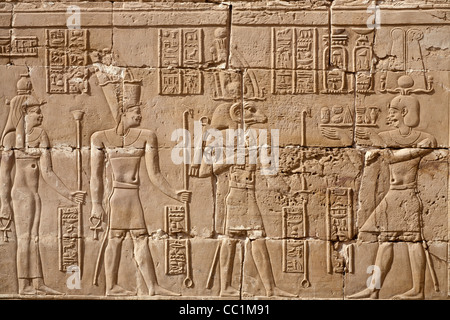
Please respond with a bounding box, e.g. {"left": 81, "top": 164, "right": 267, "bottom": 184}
{"left": 113, "top": 181, "right": 139, "bottom": 189}
{"left": 229, "top": 180, "right": 255, "bottom": 190}
{"left": 389, "top": 182, "right": 417, "bottom": 190}
{"left": 15, "top": 152, "right": 40, "bottom": 160}
{"left": 229, "top": 166, "right": 255, "bottom": 189}
{"left": 232, "top": 164, "right": 257, "bottom": 171}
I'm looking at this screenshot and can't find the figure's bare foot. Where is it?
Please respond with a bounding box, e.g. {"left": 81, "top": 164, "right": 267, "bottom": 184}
{"left": 150, "top": 285, "right": 180, "bottom": 296}
{"left": 36, "top": 285, "right": 63, "bottom": 295}
{"left": 267, "top": 287, "right": 298, "bottom": 298}
{"left": 106, "top": 285, "right": 136, "bottom": 296}
{"left": 347, "top": 288, "right": 379, "bottom": 299}
{"left": 392, "top": 288, "right": 424, "bottom": 300}
{"left": 220, "top": 286, "right": 240, "bottom": 297}
{"left": 19, "top": 285, "right": 36, "bottom": 295}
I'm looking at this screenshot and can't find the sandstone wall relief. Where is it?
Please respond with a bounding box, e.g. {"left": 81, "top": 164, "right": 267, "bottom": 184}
{"left": 0, "top": 1, "right": 448, "bottom": 300}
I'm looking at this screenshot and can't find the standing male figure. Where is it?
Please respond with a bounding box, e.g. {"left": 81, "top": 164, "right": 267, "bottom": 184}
{"left": 90, "top": 82, "right": 190, "bottom": 296}
{"left": 194, "top": 101, "right": 296, "bottom": 297}
{"left": 350, "top": 86, "right": 436, "bottom": 300}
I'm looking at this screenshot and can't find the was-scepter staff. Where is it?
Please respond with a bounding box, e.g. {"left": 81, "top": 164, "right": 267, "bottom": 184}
{"left": 58, "top": 110, "right": 87, "bottom": 279}
{"left": 183, "top": 108, "right": 194, "bottom": 288}
{"left": 72, "top": 110, "right": 85, "bottom": 278}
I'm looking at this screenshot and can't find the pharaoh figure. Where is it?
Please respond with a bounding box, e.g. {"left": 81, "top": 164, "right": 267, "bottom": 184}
{"left": 90, "top": 80, "right": 191, "bottom": 296}
{"left": 349, "top": 76, "right": 437, "bottom": 300}
{"left": 0, "top": 74, "right": 85, "bottom": 295}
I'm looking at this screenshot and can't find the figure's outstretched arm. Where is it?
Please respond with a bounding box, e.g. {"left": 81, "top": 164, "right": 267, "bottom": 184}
{"left": 385, "top": 148, "right": 433, "bottom": 163}
{"left": 355, "top": 127, "right": 385, "bottom": 146}
{"left": 145, "top": 132, "right": 189, "bottom": 202}
{"left": 385, "top": 137, "right": 437, "bottom": 163}
{"left": 90, "top": 132, "right": 106, "bottom": 220}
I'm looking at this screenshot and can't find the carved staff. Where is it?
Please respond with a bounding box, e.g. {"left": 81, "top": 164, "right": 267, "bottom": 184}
{"left": 326, "top": 188, "right": 332, "bottom": 274}
{"left": 187, "top": 115, "right": 222, "bottom": 290}
{"left": 300, "top": 241, "right": 310, "bottom": 288}
{"left": 423, "top": 241, "right": 439, "bottom": 292}
{"left": 184, "top": 239, "right": 193, "bottom": 288}
{"left": 206, "top": 242, "right": 220, "bottom": 289}
{"left": 183, "top": 109, "right": 192, "bottom": 233}
{"left": 0, "top": 99, "right": 11, "bottom": 242}
{"left": 300, "top": 107, "right": 311, "bottom": 147}
{"left": 72, "top": 110, "right": 84, "bottom": 277}
{"left": 189, "top": 116, "right": 210, "bottom": 177}
{"left": 418, "top": 197, "right": 439, "bottom": 292}
{"left": 183, "top": 109, "right": 194, "bottom": 288}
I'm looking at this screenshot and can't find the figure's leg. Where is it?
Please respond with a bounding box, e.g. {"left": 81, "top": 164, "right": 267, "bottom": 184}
{"left": 250, "top": 238, "right": 297, "bottom": 297}
{"left": 104, "top": 230, "right": 133, "bottom": 296}
{"left": 13, "top": 191, "right": 41, "bottom": 295}
{"left": 348, "top": 242, "right": 394, "bottom": 299}
{"left": 392, "top": 242, "right": 425, "bottom": 300}
{"left": 33, "top": 278, "right": 63, "bottom": 295}
{"left": 18, "top": 279, "right": 34, "bottom": 295}
{"left": 29, "top": 195, "right": 62, "bottom": 295}
{"left": 131, "top": 230, "right": 179, "bottom": 296}
{"left": 219, "top": 237, "right": 239, "bottom": 297}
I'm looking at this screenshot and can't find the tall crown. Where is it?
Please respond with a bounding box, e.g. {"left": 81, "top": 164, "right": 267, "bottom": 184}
{"left": 123, "top": 80, "right": 142, "bottom": 109}
{"left": 17, "top": 74, "right": 32, "bottom": 95}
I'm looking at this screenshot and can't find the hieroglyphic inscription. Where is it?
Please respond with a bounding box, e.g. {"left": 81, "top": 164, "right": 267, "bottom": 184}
{"left": 58, "top": 207, "right": 81, "bottom": 272}
{"left": 271, "top": 27, "right": 317, "bottom": 94}
{"left": 0, "top": 35, "right": 38, "bottom": 57}
{"left": 282, "top": 206, "right": 310, "bottom": 287}
{"left": 322, "top": 30, "right": 351, "bottom": 94}
{"left": 45, "top": 29, "right": 89, "bottom": 94}
{"left": 158, "top": 28, "right": 202, "bottom": 95}
{"left": 319, "top": 104, "right": 379, "bottom": 141}
{"left": 165, "top": 239, "right": 188, "bottom": 276}
{"left": 283, "top": 205, "right": 306, "bottom": 239}
{"left": 0, "top": 1, "right": 446, "bottom": 301}
{"left": 319, "top": 105, "right": 353, "bottom": 141}
{"left": 282, "top": 205, "right": 305, "bottom": 273}
{"left": 165, "top": 205, "right": 187, "bottom": 236}
{"left": 283, "top": 240, "right": 306, "bottom": 273}
{"left": 326, "top": 187, "right": 354, "bottom": 274}
{"left": 353, "top": 29, "right": 374, "bottom": 93}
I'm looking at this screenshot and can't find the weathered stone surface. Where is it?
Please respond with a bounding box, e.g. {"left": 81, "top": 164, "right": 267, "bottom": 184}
{"left": 0, "top": 1, "right": 448, "bottom": 302}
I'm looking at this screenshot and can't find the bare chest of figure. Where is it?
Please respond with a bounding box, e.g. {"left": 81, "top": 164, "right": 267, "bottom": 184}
{"left": 388, "top": 155, "right": 421, "bottom": 186}
{"left": 13, "top": 132, "right": 43, "bottom": 191}
{"left": 103, "top": 128, "right": 146, "bottom": 149}
{"left": 103, "top": 129, "right": 145, "bottom": 184}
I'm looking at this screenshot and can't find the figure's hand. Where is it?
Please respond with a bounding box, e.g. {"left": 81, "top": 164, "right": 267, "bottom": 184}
{"left": 90, "top": 204, "right": 105, "bottom": 226}
{"left": 0, "top": 203, "right": 12, "bottom": 226}
{"left": 70, "top": 191, "right": 87, "bottom": 204}
{"left": 90, "top": 204, "right": 104, "bottom": 240}
{"left": 176, "top": 190, "right": 192, "bottom": 203}
{"left": 365, "top": 150, "right": 380, "bottom": 165}
{"left": 355, "top": 127, "right": 370, "bottom": 140}
{"left": 189, "top": 164, "right": 200, "bottom": 177}
{"left": 418, "top": 138, "right": 432, "bottom": 148}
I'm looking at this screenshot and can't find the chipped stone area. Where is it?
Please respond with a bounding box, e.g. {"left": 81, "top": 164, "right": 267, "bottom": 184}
{"left": 0, "top": 1, "right": 448, "bottom": 301}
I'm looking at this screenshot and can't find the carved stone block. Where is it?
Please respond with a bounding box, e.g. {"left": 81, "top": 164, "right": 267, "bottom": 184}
{"left": 0, "top": 1, "right": 448, "bottom": 302}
